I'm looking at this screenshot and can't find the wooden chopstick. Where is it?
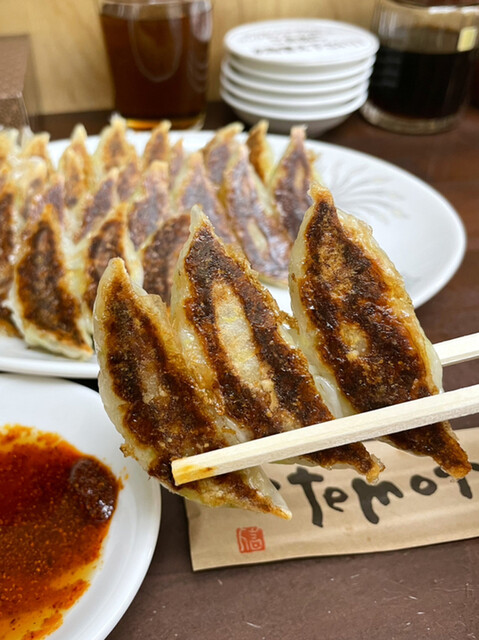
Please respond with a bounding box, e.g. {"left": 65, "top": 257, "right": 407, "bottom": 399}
{"left": 171, "top": 332, "right": 479, "bottom": 485}
{"left": 433, "top": 332, "right": 479, "bottom": 366}
{"left": 172, "top": 384, "right": 479, "bottom": 485}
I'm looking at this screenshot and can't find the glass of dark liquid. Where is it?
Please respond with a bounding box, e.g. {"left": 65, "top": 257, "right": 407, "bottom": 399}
{"left": 361, "top": 0, "right": 479, "bottom": 134}
{"left": 99, "top": 0, "right": 212, "bottom": 130}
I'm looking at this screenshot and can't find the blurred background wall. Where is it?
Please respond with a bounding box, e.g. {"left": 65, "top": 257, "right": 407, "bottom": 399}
{"left": 0, "top": 0, "right": 376, "bottom": 115}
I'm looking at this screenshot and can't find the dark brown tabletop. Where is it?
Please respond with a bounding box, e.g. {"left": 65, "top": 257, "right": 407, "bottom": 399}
{"left": 36, "top": 103, "right": 479, "bottom": 640}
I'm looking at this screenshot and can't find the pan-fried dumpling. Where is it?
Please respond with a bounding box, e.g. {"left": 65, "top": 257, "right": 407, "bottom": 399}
{"left": 127, "top": 160, "right": 170, "bottom": 250}
{"left": 170, "top": 207, "right": 382, "bottom": 482}
{"left": 143, "top": 120, "right": 171, "bottom": 167}
{"left": 94, "top": 115, "right": 138, "bottom": 176}
{"left": 93, "top": 257, "right": 291, "bottom": 519}
{"left": 7, "top": 203, "right": 93, "bottom": 358}
{"left": 173, "top": 151, "right": 236, "bottom": 245}
{"left": 246, "top": 119, "right": 275, "bottom": 184}
{"left": 270, "top": 125, "right": 320, "bottom": 240}
{"left": 74, "top": 169, "right": 119, "bottom": 243}
{"left": 21, "top": 132, "right": 54, "bottom": 175}
{"left": 140, "top": 213, "right": 191, "bottom": 305}
{"left": 202, "top": 122, "right": 243, "bottom": 185}
{"left": 58, "top": 124, "right": 95, "bottom": 211}
{"left": 74, "top": 202, "right": 143, "bottom": 333}
{"left": 10, "top": 156, "right": 49, "bottom": 224}
{"left": 22, "top": 174, "right": 65, "bottom": 230}
{"left": 218, "top": 145, "right": 291, "bottom": 287}
{"left": 169, "top": 138, "right": 187, "bottom": 189}
{"left": 116, "top": 156, "right": 141, "bottom": 202}
{"left": 289, "top": 183, "right": 471, "bottom": 478}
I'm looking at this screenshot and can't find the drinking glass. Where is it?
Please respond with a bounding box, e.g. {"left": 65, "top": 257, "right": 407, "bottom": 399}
{"left": 99, "top": 0, "right": 212, "bottom": 130}
{"left": 361, "top": 0, "right": 479, "bottom": 134}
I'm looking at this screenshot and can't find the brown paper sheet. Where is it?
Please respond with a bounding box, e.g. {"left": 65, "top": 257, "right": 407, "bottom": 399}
{"left": 185, "top": 427, "right": 479, "bottom": 571}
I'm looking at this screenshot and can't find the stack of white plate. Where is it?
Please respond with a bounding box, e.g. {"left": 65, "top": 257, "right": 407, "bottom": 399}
{"left": 221, "top": 19, "right": 379, "bottom": 136}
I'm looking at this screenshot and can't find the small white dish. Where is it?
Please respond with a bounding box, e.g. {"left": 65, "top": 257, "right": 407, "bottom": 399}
{"left": 0, "top": 374, "right": 162, "bottom": 640}
{"left": 221, "top": 58, "right": 373, "bottom": 96}
{"left": 224, "top": 19, "right": 379, "bottom": 68}
{"left": 221, "top": 86, "right": 368, "bottom": 128}
{"left": 228, "top": 53, "right": 376, "bottom": 83}
{"left": 221, "top": 73, "right": 369, "bottom": 109}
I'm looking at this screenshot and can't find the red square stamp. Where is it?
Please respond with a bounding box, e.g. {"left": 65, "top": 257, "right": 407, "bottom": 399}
{"left": 236, "top": 526, "right": 266, "bottom": 553}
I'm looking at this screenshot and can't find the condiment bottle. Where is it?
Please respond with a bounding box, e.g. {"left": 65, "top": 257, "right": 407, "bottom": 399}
{"left": 361, "top": 0, "right": 479, "bottom": 133}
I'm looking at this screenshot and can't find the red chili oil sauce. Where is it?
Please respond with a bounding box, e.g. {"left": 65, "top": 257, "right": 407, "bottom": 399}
{"left": 0, "top": 425, "right": 121, "bottom": 639}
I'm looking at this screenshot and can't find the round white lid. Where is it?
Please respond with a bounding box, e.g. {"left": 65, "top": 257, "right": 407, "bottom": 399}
{"left": 224, "top": 19, "right": 379, "bottom": 67}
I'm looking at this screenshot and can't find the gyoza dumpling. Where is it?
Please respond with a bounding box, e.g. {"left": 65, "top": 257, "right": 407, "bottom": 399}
{"left": 218, "top": 145, "right": 291, "bottom": 287}
{"left": 22, "top": 173, "right": 65, "bottom": 230}
{"left": 246, "top": 119, "right": 274, "bottom": 184}
{"left": 140, "top": 213, "right": 191, "bottom": 305}
{"left": 143, "top": 120, "right": 171, "bottom": 167}
{"left": 127, "top": 160, "right": 170, "bottom": 250}
{"left": 170, "top": 207, "right": 382, "bottom": 482}
{"left": 201, "top": 122, "right": 243, "bottom": 185}
{"left": 169, "top": 138, "right": 187, "bottom": 189}
{"left": 74, "top": 202, "right": 143, "bottom": 333}
{"left": 142, "top": 121, "right": 187, "bottom": 188}
{"left": 94, "top": 115, "right": 138, "bottom": 174}
{"left": 21, "top": 132, "right": 54, "bottom": 175}
{"left": 270, "top": 126, "right": 320, "bottom": 240}
{"left": 7, "top": 203, "right": 93, "bottom": 358}
{"left": 93, "top": 257, "right": 291, "bottom": 519}
{"left": 10, "top": 156, "right": 49, "bottom": 224}
{"left": 289, "top": 183, "right": 471, "bottom": 478}
{"left": 58, "top": 124, "right": 95, "bottom": 211}
{"left": 74, "top": 169, "right": 119, "bottom": 243}
{"left": 173, "top": 151, "right": 236, "bottom": 245}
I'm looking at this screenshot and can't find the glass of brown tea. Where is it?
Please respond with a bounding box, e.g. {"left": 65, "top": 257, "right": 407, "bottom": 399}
{"left": 99, "top": 0, "right": 212, "bottom": 130}
{"left": 361, "top": 0, "right": 479, "bottom": 134}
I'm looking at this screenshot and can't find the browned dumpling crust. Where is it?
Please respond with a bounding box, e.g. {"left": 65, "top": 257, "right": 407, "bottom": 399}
{"left": 246, "top": 119, "right": 275, "bottom": 184}
{"left": 79, "top": 203, "right": 142, "bottom": 319}
{"left": 201, "top": 122, "right": 243, "bottom": 185}
{"left": 171, "top": 208, "right": 382, "bottom": 482}
{"left": 58, "top": 124, "right": 95, "bottom": 210}
{"left": 21, "top": 132, "right": 54, "bottom": 175}
{"left": 93, "top": 257, "right": 291, "bottom": 519}
{"left": 270, "top": 126, "right": 319, "bottom": 240}
{"left": 127, "top": 160, "right": 170, "bottom": 250}
{"left": 22, "top": 174, "right": 65, "bottom": 230}
{"left": 8, "top": 204, "right": 93, "bottom": 358}
{"left": 94, "top": 115, "right": 138, "bottom": 175}
{"left": 116, "top": 156, "right": 141, "bottom": 202}
{"left": 74, "top": 170, "right": 118, "bottom": 243}
{"left": 290, "top": 183, "right": 471, "bottom": 478}
{"left": 219, "top": 145, "right": 291, "bottom": 286}
{"left": 141, "top": 213, "right": 191, "bottom": 305}
{"left": 174, "top": 151, "right": 236, "bottom": 245}
{"left": 142, "top": 120, "right": 171, "bottom": 168}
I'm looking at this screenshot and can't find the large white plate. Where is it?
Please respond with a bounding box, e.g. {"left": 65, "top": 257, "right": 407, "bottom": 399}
{"left": 0, "top": 130, "right": 466, "bottom": 378}
{"left": 0, "top": 374, "right": 161, "bottom": 640}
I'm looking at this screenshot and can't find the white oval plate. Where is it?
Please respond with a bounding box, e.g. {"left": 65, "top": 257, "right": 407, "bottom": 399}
{"left": 0, "top": 373, "right": 161, "bottom": 640}
{"left": 0, "top": 130, "right": 465, "bottom": 378}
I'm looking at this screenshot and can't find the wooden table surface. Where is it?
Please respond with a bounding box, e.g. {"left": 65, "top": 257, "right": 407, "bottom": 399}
{"left": 36, "top": 103, "right": 479, "bottom": 640}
